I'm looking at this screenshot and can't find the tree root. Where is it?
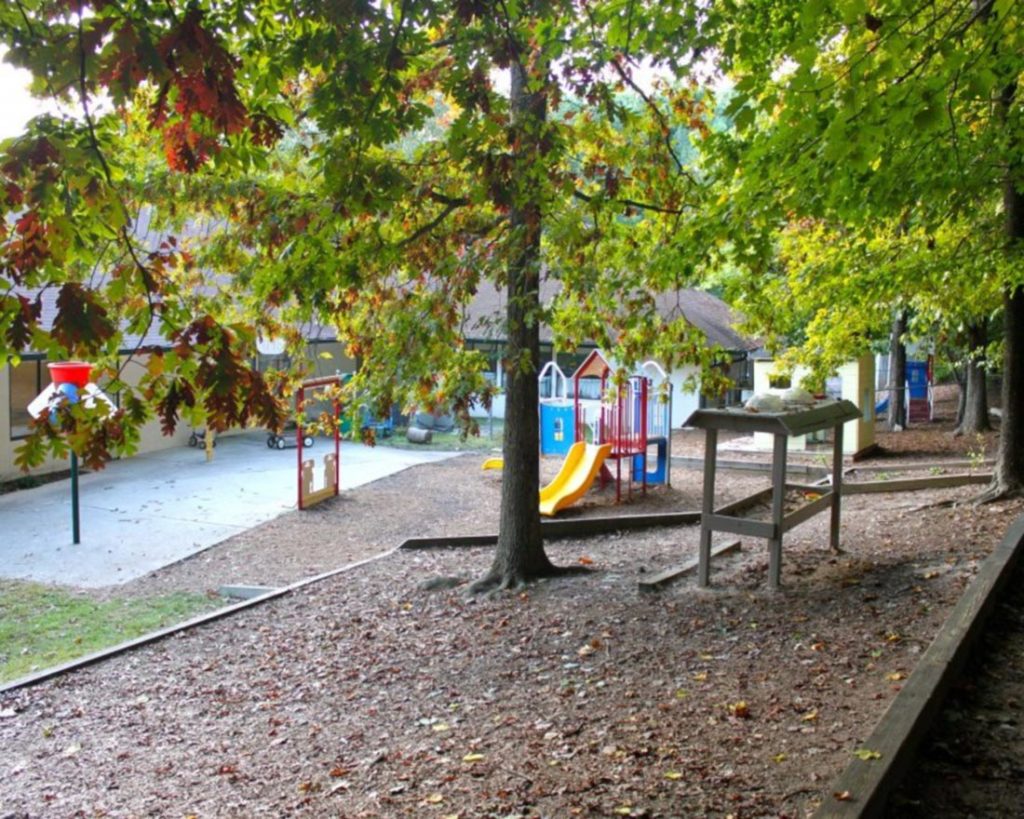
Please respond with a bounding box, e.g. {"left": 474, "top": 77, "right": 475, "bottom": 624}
{"left": 467, "top": 563, "right": 593, "bottom": 596}
{"left": 418, "top": 575, "right": 469, "bottom": 593}
{"left": 972, "top": 482, "right": 1024, "bottom": 505}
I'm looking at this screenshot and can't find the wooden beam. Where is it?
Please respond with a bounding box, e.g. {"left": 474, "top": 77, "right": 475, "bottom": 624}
{"left": 706, "top": 513, "right": 776, "bottom": 540}
{"left": 812, "top": 513, "right": 1024, "bottom": 818}
{"left": 843, "top": 473, "right": 992, "bottom": 495}
{"left": 638, "top": 540, "right": 741, "bottom": 592}
{"left": 781, "top": 492, "right": 835, "bottom": 534}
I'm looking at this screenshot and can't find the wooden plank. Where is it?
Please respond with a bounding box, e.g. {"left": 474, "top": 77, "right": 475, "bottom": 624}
{"left": 831, "top": 423, "right": 844, "bottom": 551}
{"left": 847, "top": 459, "right": 994, "bottom": 474}
{"left": 843, "top": 473, "right": 992, "bottom": 495}
{"left": 812, "top": 513, "right": 1024, "bottom": 818}
{"left": 706, "top": 513, "right": 776, "bottom": 540}
{"left": 302, "top": 485, "right": 337, "bottom": 508}
{"left": 781, "top": 492, "right": 835, "bottom": 534}
{"left": 767, "top": 432, "right": 788, "bottom": 589}
{"left": 786, "top": 482, "right": 832, "bottom": 494}
{"left": 698, "top": 428, "right": 718, "bottom": 587}
{"left": 715, "top": 486, "right": 774, "bottom": 516}
{"left": 638, "top": 540, "right": 741, "bottom": 592}
{"left": 671, "top": 455, "right": 829, "bottom": 478}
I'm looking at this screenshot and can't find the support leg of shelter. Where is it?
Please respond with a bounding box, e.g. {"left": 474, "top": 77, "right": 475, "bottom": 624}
{"left": 698, "top": 428, "right": 718, "bottom": 588}
{"left": 830, "top": 423, "right": 844, "bottom": 552}
{"left": 768, "top": 433, "right": 788, "bottom": 590}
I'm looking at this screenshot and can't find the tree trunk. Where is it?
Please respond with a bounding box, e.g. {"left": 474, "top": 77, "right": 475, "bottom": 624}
{"left": 887, "top": 310, "right": 907, "bottom": 431}
{"left": 954, "top": 321, "right": 991, "bottom": 436}
{"left": 990, "top": 184, "right": 1024, "bottom": 495}
{"left": 983, "top": 73, "right": 1024, "bottom": 499}
{"left": 953, "top": 364, "right": 967, "bottom": 428}
{"left": 471, "top": 53, "right": 557, "bottom": 592}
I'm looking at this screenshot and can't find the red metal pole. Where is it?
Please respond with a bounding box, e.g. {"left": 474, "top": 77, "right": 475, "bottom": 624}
{"left": 297, "top": 385, "right": 305, "bottom": 510}
{"left": 334, "top": 398, "right": 341, "bottom": 499}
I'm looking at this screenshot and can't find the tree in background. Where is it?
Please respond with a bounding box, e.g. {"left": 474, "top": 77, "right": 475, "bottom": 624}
{"left": 680, "top": 0, "right": 1023, "bottom": 496}
{"left": 0, "top": 1, "right": 731, "bottom": 588}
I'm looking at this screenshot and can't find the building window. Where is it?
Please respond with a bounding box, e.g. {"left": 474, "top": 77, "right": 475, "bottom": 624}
{"left": 9, "top": 359, "right": 44, "bottom": 439}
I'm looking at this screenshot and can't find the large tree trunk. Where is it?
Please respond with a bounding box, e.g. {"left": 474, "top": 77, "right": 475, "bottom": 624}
{"left": 983, "top": 72, "right": 1024, "bottom": 499}
{"left": 955, "top": 320, "right": 991, "bottom": 436}
{"left": 887, "top": 310, "right": 907, "bottom": 431}
{"left": 471, "top": 54, "right": 557, "bottom": 592}
{"left": 990, "top": 193, "right": 1024, "bottom": 496}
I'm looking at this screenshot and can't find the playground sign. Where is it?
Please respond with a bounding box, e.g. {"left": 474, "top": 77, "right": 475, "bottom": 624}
{"left": 26, "top": 361, "right": 114, "bottom": 544}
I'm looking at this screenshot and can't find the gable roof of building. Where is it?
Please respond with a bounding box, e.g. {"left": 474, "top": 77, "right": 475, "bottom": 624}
{"left": 462, "top": 278, "right": 756, "bottom": 352}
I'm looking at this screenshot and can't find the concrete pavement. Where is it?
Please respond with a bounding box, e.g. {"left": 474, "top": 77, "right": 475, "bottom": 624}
{"left": 0, "top": 433, "right": 459, "bottom": 588}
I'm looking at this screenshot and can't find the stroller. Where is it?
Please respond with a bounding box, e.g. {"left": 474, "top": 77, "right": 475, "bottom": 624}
{"left": 267, "top": 420, "right": 314, "bottom": 450}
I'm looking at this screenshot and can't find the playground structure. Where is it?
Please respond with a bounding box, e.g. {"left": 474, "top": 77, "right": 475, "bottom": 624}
{"left": 570, "top": 351, "right": 672, "bottom": 504}
{"left": 296, "top": 376, "right": 342, "bottom": 510}
{"left": 875, "top": 355, "right": 934, "bottom": 425}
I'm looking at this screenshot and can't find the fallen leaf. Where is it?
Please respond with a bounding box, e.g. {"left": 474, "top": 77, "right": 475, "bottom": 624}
{"left": 664, "top": 770, "right": 683, "bottom": 780}
{"left": 425, "top": 793, "right": 444, "bottom": 804}
{"left": 729, "top": 701, "right": 751, "bottom": 719}
{"left": 432, "top": 722, "right": 451, "bottom": 732}
{"left": 579, "top": 556, "right": 594, "bottom": 565}
{"left": 802, "top": 709, "right": 819, "bottom": 722}
{"left": 886, "top": 672, "right": 906, "bottom": 682}
{"left": 834, "top": 790, "right": 852, "bottom": 801}
{"left": 462, "top": 752, "right": 485, "bottom": 763}
{"left": 772, "top": 752, "right": 787, "bottom": 763}
{"left": 854, "top": 748, "right": 882, "bottom": 761}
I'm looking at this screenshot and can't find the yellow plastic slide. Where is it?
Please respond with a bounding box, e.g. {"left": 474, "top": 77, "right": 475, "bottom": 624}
{"left": 539, "top": 441, "right": 613, "bottom": 517}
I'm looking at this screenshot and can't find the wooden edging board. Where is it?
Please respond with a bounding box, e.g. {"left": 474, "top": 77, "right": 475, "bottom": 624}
{"left": 398, "top": 487, "right": 775, "bottom": 550}
{"left": 637, "top": 539, "right": 741, "bottom": 592}
{"left": 0, "top": 549, "right": 399, "bottom": 694}
{"left": 843, "top": 473, "right": 992, "bottom": 495}
{"left": 812, "top": 511, "right": 1024, "bottom": 818}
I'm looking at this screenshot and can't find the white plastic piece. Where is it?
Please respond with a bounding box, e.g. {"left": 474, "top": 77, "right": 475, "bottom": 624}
{"left": 744, "top": 392, "right": 785, "bottom": 413}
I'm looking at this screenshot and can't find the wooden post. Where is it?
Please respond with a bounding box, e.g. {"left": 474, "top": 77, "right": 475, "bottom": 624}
{"left": 697, "top": 427, "right": 719, "bottom": 588}
{"left": 830, "top": 422, "right": 844, "bottom": 551}
{"left": 768, "top": 433, "right": 788, "bottom": 589}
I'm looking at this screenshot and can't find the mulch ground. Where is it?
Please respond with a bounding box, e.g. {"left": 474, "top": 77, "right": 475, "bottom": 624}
{"left": 1, "top": 396, "right": 1019, "bottom": 818}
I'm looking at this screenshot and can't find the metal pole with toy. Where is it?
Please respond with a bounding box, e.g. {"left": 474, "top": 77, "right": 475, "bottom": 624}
{"left": 26, "top": 361, "right": 114, "bottom": 544}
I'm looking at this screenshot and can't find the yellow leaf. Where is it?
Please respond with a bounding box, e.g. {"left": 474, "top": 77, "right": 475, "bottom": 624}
{"left": 462, "top": 752, "right": 485, "bottom": 763}
{"left": 613, "top": 807, "right": 633, "bottom": 816}
{"left": 729, "top": 701, "right": 750, "bottom": 719}
{"left": 425, "top": 794, "right": 444, "bottom": 804}
{"left": 773, "top": 752, "right": 787, "bottom": 763}
{"left": 675, "top": 689, "right": 688, "bottom": 700}
{"left": 432, "top": 723, "right": 450, "bottom": 732}
{"left": 854, "top": 748, "right": 882, "bottom": 761}
{"left": 693, "top": 671, "right": 708, "bottom": 682}
{"left": 802, "top": 709, "right": 819, "bottom": 722}
{"left": 664, "top": 770, "right": 683, "bottom": 780}
{"left": 319, "top": 351, "right": 333, "bottom": 359}
{"left": 886, "top": 672, "right": 906, "bottom": 682}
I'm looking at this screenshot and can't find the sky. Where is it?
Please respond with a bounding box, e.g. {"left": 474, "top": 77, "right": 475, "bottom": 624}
{"left": 0, "top": 54, "right": 54, "bottom": 140}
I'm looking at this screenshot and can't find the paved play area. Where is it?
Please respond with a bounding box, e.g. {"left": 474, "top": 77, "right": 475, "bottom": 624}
{"left": 0, "top": 433, "right": 459, "bottom": 588}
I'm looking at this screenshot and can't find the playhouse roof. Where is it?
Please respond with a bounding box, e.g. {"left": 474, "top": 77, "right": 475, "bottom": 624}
{"left": 572, "top": 349, "right": 612, "bottom": 380}
{"left": 463, "top": 278, "right": 755, "bottom": 352}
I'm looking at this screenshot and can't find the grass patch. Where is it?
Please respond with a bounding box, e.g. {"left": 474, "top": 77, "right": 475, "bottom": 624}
{"left": 0, "top": 580, "right": 225, "bottom": 683}
{"left": 382, "top": 419, "right": 504, "bottom": 452}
